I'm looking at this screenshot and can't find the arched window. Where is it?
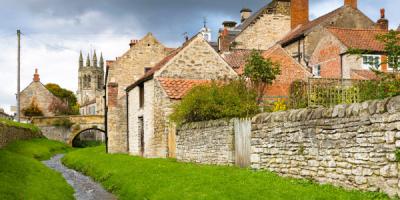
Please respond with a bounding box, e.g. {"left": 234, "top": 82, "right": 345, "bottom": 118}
{"left": 88, "top": 75, "right": 91, "bottom": 88}
{"left": 97, "top": 75, "right": 102, "bottom": 89}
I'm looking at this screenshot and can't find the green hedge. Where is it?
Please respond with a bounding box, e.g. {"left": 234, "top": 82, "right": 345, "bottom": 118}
{"left": 169, "top": 80, "right": 259, "bottom": 125}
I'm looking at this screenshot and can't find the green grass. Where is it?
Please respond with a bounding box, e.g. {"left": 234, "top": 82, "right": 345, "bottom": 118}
{"left": 63, "top": 146, "right": 390, "bottom": 200}
{"left": 0, "top": 138, "right": 74, "bottom": 200}
{"left": 0, "top": 118, "right": 40, "bottom": 133}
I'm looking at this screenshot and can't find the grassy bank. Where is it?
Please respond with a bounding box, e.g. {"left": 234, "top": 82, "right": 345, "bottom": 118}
{"left": 0, "top": 138, "right": 74, "bottom": 200}
{"left": 63, "top": 146, "right": 389, "bottom": 200}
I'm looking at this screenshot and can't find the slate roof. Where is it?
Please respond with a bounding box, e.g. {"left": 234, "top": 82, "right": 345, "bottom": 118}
{"left": 327, "top": 27, "right": 387, "bottom": 52}
{"left": 157, "top": 78, "right": 211, "bottom": 100}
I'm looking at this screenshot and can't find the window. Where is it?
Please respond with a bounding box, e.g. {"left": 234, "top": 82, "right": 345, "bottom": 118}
{"left": 362, "top": 55, "right": 381, "bottom": 70}
{"left": 313, "top": 65, "right": 321, "bottom": 77}
{"left": 388, "top": 56, "right": 400, "bottom": 71}
{"left": 139, "top": 84, "right": 144, "bottom": 108}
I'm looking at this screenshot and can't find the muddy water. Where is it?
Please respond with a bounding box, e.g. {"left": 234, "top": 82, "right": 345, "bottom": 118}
{"left": 43, "top": 154, "right": 117, "bottom": 200}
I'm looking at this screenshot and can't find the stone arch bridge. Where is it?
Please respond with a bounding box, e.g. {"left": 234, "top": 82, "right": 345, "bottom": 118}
{"left": 31, "top": 115, "right": 105, "bottom": 146}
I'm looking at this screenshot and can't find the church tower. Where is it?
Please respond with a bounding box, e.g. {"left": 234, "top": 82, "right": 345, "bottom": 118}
{"left": 77, "top": 50, "right": 105, "bottom": 115}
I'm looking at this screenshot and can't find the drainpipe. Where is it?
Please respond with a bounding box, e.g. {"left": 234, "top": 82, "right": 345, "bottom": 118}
{"left": 126, "top": 91, "right": 130, "bottom": 153}
{"left": 103, "top": 91, "right": 108, "bottom": 154}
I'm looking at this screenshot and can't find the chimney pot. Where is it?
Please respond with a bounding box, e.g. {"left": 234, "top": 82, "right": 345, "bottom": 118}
{"left": 33, "top": 68, "right": 40, "bottom": 82}
{"left": 222, "top": 21, "right": 237, "bottom": 29}
{"left": 291, "top": 0, "right": 309, "bottom": 29}
{"left": 344, "top": 0, "right": 357, "bottom": 9}
{"left": 240, "top": 8, "right": 252, "bottom": 23}
{"left": 376, "top": 8, "right": 389, "bottom": 30}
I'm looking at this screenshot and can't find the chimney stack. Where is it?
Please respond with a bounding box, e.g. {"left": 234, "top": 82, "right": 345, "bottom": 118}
{"left": 33, "top": 68, "right": 40, "bottom": 82}
{"left": 344, "top": 0, "right": 357, "bottom": 9}
{"left": 291, "top": 0, "right": 309, "bottom": 29}
{"left": 376, "top": 8, "right": 389, "bottom": 30}
{"left": 240, "top": 8, "right": 252, "bottom": 23}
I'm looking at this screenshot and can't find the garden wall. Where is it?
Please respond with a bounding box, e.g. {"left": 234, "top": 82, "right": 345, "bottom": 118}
{"left": 176, "top": 95, "right": 400, "bottom": 197}
{"left": 0, "top": 123, "right": 42, "bottom": 148}
{"left": 177, "top": 119, "right": 235, "bottom": 165}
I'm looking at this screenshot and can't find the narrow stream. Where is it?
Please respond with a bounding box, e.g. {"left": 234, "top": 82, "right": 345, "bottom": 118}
{"left": 42, "top": 154, "right": 117, "bottom": 200}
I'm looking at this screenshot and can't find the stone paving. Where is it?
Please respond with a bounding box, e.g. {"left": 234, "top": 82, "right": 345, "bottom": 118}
{"left": 43, "top": 154, "right": 116, "bottom": 200}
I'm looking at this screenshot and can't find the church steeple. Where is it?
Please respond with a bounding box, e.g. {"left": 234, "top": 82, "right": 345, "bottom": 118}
{"left": 99, "top": 53, "right": 104, "bottom": 70}
{"left": 79, "top": 51, "right": 83, "bottom": 68}
{"left": 86, "top": 54, "right": 90, "bottom": 67}
{"left": 93, "top": 50, "right": 98, "bottom": 67}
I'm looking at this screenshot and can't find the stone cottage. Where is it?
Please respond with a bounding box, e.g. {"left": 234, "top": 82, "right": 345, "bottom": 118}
{"left": 105, "top": 33, "right": 173, "bottom": 153}
{"left": 20, "top": 69, "right": 60, "bottom": 119}
{"left": 223, "top": 45, "right": 312, "bottom": 100}
{"left": 126, "top": 34, "right": 237, "bottom": 158}
{"left": 309, "top": 27, "right": 389, "bottom": 79}
{"left": 218, "top": 0, "right": 291, "bottom": 51}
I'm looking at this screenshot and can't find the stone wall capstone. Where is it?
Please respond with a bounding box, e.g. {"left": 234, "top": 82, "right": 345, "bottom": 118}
{"left": 0, "top": 123, "right": 42, "bottom": 148}
{"left": 177, "top": 119, "right": 235, "bottom": 165}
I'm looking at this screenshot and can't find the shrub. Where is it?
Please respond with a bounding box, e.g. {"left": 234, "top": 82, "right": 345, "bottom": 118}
{"left": 22, "top": 98, "right": 43, "bottom": 117}
{"left": 272, "top": 99, "right": 287, "bottom": 112}
{"left": 46, "top": 83, "right": 79, "bottom": 115}
{"left": 288, "top": 80, "right": 308, "bottom": 109}
{"left": 169, "top": 80, "right": 259, "bottom": 125}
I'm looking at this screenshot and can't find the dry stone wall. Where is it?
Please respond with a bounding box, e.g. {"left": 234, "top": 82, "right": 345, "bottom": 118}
{"left": 176, "top": 96, "right": 400, "bottom": 197}
{"left": 177, "top": 119, "right": 235, "bottom": 165}
{"left": 251, "top": 96, "right": 400, "bottom": 197}
{"left": 0, "top": 123, "right": 42, "bottom": 148}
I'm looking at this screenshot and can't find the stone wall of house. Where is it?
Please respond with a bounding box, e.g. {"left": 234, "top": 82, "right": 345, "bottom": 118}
{"left": 177, "top": 119, "right": 235, "bottom": 165}
{"left": 157, "top": 36, "right": 237, "bottom": 80}
{"left": 234, "top": 13, "right": 290, "bottom": 50}
{"left": 251, "top": 96, "right": 400, "bottom": 197}
{"left": 0, "top": 123, "right": 42, "bottom": 148}
{"left": 106, "top": 33, "right": 171, "bottom": 153}
{"left": 20, "top": 82, "right": 58, "bottom": 119}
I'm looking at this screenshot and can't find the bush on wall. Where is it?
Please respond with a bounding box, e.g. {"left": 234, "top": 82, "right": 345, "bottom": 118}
{"left": 169, "top": 80, "right": 259, "bottom": 125}
{"left": 22, "top": 98, "right": 44, "bottom": 117}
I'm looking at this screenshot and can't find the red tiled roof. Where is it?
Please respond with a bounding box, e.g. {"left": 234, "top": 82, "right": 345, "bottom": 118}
{"left": 157, "top": 78, "right": 211, "bottom": 99}
{"left": 327, "top": 27, "right": 387, "bottom": 52}
{"left": 350, "top": 69, "right": 378, "bottom": 80}
{"left": 222, "top": 50, "right": 253, "bottom": 74}
{"left": 280, "top": 6, "right": 345, "bottom": 45}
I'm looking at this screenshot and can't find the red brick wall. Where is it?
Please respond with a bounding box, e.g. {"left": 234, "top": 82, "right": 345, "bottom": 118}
{"left": 262, "top": 47, "right": 311, "bottom": 98}
{"left": 310, "top": 37, "right": 342, "bottom": 79}
{"left": 107, "top": 83, "right": 118, "bottom": 107}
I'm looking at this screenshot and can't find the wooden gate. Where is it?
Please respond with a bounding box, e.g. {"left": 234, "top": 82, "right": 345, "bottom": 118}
{"left": 234, "top": 119, "right": 251, "bottom": 167}
{"left": 168, "top": 123, "right": 177, "bottom": 158}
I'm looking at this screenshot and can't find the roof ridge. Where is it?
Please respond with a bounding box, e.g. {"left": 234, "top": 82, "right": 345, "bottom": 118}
{"left": 327, "top": 27, "right": 386, "bottom": 32}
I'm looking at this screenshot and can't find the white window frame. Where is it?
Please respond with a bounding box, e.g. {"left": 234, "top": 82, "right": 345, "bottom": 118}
{"left": 361, "top": 54, "right": 381, "bottom": 70}
{"left": 313, "top": 64, "right": 321, "bottom": 77}
{"left": 388, "top": 56, "right": 400, "bottom": 71}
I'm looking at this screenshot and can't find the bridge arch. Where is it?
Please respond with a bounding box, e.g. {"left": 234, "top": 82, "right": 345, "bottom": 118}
{"left": 68, "top": 127, "right": 106, "bottom": 146}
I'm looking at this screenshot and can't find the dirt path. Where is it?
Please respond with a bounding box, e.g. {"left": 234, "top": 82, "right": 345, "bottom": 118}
{"left": 43, "top": 154, "right": 117, "bottom": 200}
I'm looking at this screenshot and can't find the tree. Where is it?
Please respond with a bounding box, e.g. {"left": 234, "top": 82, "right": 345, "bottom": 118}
{"left": 45, "top": 83, "right": 79, "bottom": 115}
{"left": 244, "top": 50, "right": 281, "bottom": 105}
{"left": 376, "top": 30, "right": 400, "bottom": 73}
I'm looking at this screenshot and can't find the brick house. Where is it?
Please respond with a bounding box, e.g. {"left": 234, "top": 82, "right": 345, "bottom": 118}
{"left": 223, "top": 45, "right": 312, "bottom": 100}
{"left": 279, "top": 0, "right": 377, "bottom": 67}
{"left": 20, "top": 69, "right": 61, "bottom": 119}
{"left": 105, "top": 33, "right": 173, "bottom": 153}
{"left": 126, "top": 34, "right": 237, "bottom": 158}
{"left": 309, "top": 27, "right": 389, "bottom": 80}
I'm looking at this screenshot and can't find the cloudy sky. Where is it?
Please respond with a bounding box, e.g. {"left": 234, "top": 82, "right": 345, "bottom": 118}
{"left": 0, "top": 0, "right": 399, "bottom": 114}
